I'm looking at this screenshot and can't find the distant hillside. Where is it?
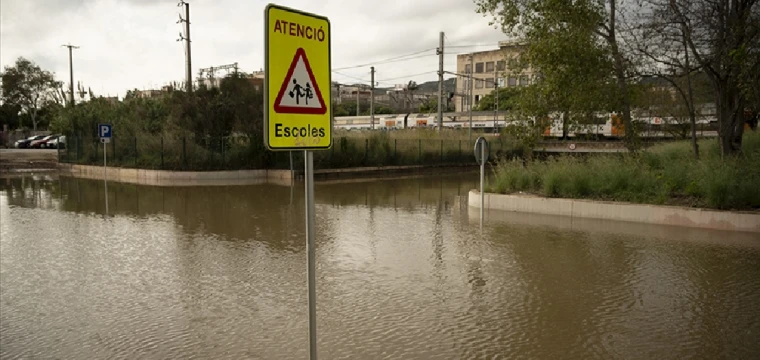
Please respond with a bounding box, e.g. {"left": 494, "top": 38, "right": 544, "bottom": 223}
{"left": 415, "top": 77, "right": 457, "bottom": 93}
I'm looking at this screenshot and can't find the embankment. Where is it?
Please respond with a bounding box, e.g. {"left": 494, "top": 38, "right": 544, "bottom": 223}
{"left": 58, "top": 163, "right": 478, "bottom": 186}
{"left": 468, "top": 190, "right": 760, "bottom": 233}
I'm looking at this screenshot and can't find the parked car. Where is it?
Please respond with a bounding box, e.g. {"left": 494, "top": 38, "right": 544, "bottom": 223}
{"left": 30, "top": 135, "right": 59, "bottom": 149}
{"left": 46, "top": 135, "right": 66, "bottom": 149}
{"left": 14, "top": 135, "right": 46, "bottom": 149}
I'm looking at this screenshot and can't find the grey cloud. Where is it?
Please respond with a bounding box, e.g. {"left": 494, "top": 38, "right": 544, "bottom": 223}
{"left": 1, "top": 0, "right": 507, "bottom": 96}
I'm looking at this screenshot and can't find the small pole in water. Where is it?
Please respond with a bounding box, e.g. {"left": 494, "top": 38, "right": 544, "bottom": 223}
{"left": 474, "top": 136, "right": 488, "bottom": 228}
{"left": 104, "top": 139, "right": 108, "bottom": 216}
{"left": 304, "top": 150, "right": 317, "bottom": 360}
{"left": 480, "top": 142, "right": 484, "bottom": 225}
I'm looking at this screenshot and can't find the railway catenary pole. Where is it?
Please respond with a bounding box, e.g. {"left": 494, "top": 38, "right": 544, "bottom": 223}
{"left": 469, "top": 55, "right": 473, "bottom": 142}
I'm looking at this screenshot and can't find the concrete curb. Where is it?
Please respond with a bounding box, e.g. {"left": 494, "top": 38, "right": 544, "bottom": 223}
{"left": 58, "top": 164, "right": 293, "bottom": 187}
{"left": 468, "top": 190, "right": 760, "bottom": 233}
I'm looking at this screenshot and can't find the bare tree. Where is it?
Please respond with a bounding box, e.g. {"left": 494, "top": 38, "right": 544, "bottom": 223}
{"left": 669, "top": 0, "right": 758, "bottom": 156}
{"left": 630, "top": 0, "right": 709, "bottom": 158}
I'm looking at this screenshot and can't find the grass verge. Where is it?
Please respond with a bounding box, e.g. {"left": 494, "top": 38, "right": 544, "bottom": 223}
{"left": 490, "top": 131, "right": 760, "bottom": 211}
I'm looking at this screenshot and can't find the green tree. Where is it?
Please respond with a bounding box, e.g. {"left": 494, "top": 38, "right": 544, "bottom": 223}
{"left": 476, "top": 87, "right": 521, "bottom": 111}
{"left": 475, "top": 0, "right": 638, "bottom": 150}
{"left": 1, "top": 57, "right": 61, "bottom": 130}
{"left": 0, "top": 103, "right": 21, "bottom": 130}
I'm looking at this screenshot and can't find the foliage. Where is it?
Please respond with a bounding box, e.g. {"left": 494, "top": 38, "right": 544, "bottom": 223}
{"left": 333, "top": 101, "right": 393, "bottom": 116}
{"left": 59, "top": 132, "right": 486, "bottom": 171}
{"left": 490, "top": 131, "right": 760, "bottom": 210}
{"left": 475, "top": 87, "right": 521, "bottom": 111}
{"left": 0, "top": 103, "right": 21, "bottom": 130}
{"left": 51, "top": 73, "right": 264, "bottom": 146}
{"left": 475, "top": 0, "right": 639, "bottom": 151}
{"left": 1, "top": 57, "right": 62, "bottom": 130}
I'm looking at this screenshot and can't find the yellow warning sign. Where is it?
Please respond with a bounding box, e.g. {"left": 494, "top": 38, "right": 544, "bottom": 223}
{"left": 264, "top": 4, "right": 332, "bottom": 151}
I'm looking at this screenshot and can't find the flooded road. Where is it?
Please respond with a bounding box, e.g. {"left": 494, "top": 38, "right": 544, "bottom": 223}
{"left": 1, "top": 173, "right": 759, "bottom": 359}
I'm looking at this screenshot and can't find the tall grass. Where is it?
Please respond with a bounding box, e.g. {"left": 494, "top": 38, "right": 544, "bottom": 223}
{"left": 491, "top": 131, "right": 760, "bottom": 211}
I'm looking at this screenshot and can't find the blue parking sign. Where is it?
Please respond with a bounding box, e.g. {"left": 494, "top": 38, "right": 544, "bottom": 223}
{"left": 98, "top": 124, "right": 112, "bottom": 139}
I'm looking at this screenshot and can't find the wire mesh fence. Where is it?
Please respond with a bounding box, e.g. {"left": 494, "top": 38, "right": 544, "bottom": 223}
{"left": 58, "top": 133, "right": 513, "bottom": 171}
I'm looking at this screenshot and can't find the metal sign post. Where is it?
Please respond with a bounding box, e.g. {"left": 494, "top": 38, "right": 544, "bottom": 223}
{"left": 265, "top": 4, "right": 331, "bottom": 359}
{"left": 98, "top": 124, "right": 112, "bottom": 216}
{"left": 474, "top": 137, "right": 489, "bottom": 225}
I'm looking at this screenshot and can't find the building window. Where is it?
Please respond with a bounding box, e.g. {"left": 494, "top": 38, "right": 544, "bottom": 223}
{"left": 475, "top": 79, "right": 483, "bottom": 89}
{"left": 475, "top": 63, "right": 484, "bottom": 73}
{"left": 462, "top": 78, "right": 471, "bottom": 90}
{"left": 465, "top": 64, "right": 472, "bottom": 73}
{"left": 485, "top": 79, "right": 494, "bottom": 88}
{"left": 519, "top": 75, "right": 529, "bottom": 86}
{"left": 475, "top": 95, "right": 480, "bottom": 105}
{"left": 497, "top": 61, "right": 505, "bottom": 71}
{"left": 508, "top": 76, "right": 517, "bottom": 87}
{"left": 497, "top": 77, "right": 505, "bottom": 87}
{"left": 486, "top": 62, "right": 494, "bottom": 72}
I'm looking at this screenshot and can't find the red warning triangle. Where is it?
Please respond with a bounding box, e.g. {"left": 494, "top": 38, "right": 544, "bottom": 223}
{"left": 274, "top": 48, "right": 327, "bottom": 114}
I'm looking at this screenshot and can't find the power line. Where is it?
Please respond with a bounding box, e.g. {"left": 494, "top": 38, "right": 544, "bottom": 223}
{"left": 332, "top": 48, "right": 436, "bottom": 71}
{"left": 446, "top": 43, "right": 499, "bottom": 49}
{"left": 375, "top": 71, "right": 437, "bottom": 83}
{"left": 333, "top": 71, "right": 369, "bottom": 83}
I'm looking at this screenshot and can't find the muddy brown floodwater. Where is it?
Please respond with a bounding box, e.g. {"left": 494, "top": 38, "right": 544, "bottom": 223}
{"left": 1, "top": 172, "right": 759, "bottom": 359}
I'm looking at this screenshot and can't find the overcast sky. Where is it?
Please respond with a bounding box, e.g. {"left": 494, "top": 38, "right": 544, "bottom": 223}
{"left": 1, "top": 0, "right": 508, "bottom": 98}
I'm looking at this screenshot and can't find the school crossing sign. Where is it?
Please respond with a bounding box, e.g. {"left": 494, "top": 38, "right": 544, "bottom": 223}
{"left": 265, "top": 4, "right": 332, "bottom": 151}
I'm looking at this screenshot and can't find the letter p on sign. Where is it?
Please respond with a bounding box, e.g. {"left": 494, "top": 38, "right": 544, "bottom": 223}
{"left": 98, "top": 124, "right": 112, "bottom": 139}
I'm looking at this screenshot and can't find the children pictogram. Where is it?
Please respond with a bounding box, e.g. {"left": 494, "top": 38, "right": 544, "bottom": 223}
{"left": 288, "top": 79, "right": 315, "bottom": 105}
{"left": 274, "top": 48, "right": 326, "bottom": 114}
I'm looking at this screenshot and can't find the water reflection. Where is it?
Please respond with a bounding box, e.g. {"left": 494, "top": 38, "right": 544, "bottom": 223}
{"left": 1, "top": 173, "right": 759, "bottom": 359}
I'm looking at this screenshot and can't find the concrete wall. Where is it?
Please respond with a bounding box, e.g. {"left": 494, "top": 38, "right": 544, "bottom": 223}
{"left": 469, "top": 190, "right": 760, "bottom": 233}
{"left": 59, "top": 163, "right": 294, "bottom": 187}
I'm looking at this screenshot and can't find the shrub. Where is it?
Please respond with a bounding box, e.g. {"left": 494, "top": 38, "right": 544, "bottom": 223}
{"left": 490, "top": 131, "right": 760, "bottom": 211}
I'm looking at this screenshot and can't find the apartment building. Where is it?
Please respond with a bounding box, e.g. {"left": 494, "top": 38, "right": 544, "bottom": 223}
{"left": 455, "top": 41, "right": 534, "bottom": 113}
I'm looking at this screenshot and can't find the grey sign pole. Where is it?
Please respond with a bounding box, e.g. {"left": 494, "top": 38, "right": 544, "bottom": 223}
{"left": 474, "top": 137, "right": 489, "bottom": 225}
{"left": 304, "top": 150, "right": 317, "bottom": 359}
{"left": 480, "top": 143, "right": 484, "bottom": 223}
{"left": 104, "top": 140, "right": 108, "bottom": 216}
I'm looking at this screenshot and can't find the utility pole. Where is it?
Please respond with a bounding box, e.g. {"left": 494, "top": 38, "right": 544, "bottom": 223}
{"left": 494, "top": 72, "right": 498, "bottom": 129}
{"left": 177, "top": 1, "right": 192, "bottom": 93}
{"left": 370, "top": 66, "right": 375, "bottom": 130}
{"left": 437, "top": 32, "right": 444, "bottom": 132}
{"left": 61, "top": 44, "right": 79, "bottom": 107}
{"left": 469, "top": 55, "right": 474, "bottom": 142}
